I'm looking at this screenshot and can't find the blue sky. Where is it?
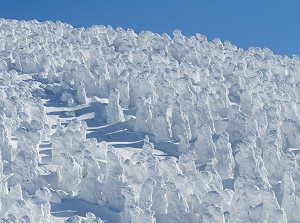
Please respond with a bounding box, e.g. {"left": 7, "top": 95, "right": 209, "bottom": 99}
{"left": 1, "top": 0, "right": 300, "bottom": 57}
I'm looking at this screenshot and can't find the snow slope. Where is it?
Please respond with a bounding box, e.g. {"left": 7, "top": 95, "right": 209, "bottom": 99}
{"left": 0, "top": 18, "right": 300, "bottom": 222}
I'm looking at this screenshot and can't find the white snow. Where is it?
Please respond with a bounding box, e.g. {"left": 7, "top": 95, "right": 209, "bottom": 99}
{"left": 0, "top": 18, "right": 300, "bottom": 222}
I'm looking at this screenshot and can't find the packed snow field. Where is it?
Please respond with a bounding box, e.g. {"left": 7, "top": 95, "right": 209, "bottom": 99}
{"left": 0, "top": 18, "right": 300, "bottom": 222}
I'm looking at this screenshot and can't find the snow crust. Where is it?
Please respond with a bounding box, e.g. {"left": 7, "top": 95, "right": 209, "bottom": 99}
{"left": 0, "top": 18, "right": 300, "bottom": 222}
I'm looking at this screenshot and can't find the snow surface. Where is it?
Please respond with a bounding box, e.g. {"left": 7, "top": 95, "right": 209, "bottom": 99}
{"left": 0, "top": 18, "right": 300, "bottom": 222}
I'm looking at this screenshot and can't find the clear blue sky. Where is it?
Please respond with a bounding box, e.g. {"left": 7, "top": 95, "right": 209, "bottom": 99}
{"left": 1, "top": 0, "right": 300, "bottom": 57}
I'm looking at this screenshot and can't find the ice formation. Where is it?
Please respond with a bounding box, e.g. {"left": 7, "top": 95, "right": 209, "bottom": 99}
{"left": 106, "top": 88, "right": 125, "bottom": 123}
{"left": 0, "top": 18, "right": 300, "bottom": 222}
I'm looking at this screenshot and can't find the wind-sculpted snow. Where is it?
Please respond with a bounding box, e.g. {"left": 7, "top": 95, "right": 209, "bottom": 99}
{"left": 1, "top": 18, "right": 300, "bottom": 222}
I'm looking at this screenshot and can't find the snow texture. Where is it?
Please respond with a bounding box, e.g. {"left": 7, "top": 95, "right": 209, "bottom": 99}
{"left": 0, "top": 18, "right": 299, "bottom": 222}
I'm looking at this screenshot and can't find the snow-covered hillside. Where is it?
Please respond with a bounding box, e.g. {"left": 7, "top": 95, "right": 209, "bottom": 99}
{"left": 0, "top": 18, "right": 300, "bottom": 222}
